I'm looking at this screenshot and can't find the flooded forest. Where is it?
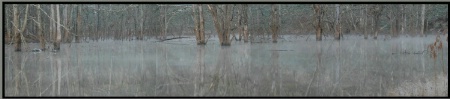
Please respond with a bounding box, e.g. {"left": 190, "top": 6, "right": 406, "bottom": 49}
{"left": 3, "top": 4, "right": 448, "bottom": 96}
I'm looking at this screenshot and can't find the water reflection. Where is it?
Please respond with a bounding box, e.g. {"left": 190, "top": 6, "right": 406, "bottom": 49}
{"left": 3, "top": 36, "right": 448, "bottom": 96}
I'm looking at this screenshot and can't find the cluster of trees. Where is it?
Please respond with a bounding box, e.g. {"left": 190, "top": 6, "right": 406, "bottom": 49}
{"left": 4, "top": 4, "right": 447, "bottom": 51}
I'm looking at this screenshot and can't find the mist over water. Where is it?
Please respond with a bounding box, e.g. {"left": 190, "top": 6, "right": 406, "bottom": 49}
{"left": 4, "top": 35, "right": 448, "bottom": 96}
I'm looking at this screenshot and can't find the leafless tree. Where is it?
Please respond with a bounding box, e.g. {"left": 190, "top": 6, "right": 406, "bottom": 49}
{"left": 271, "top": 4, "right": 280, "bottom": 43}
{"left": 193, "top": 4, "right": 206, "bottom": 45}
{"left": 334, "top": 4, "right": 341, "bottom": 40}
{"left": 207, "top": 4, "right": 233, "bottom": 46}
{"left": 53, "top": 4, "right": 62, "bottom": 51}
{"left": 313, "top": 4, "right": 322, "bottom": 41}
{"left": 420, "top": 4, "right": 426, "bottom": 37}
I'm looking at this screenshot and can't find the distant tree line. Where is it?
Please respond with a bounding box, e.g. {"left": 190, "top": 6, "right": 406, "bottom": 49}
{"left": 4, "top": 4, "right": 448, "bottom": 51}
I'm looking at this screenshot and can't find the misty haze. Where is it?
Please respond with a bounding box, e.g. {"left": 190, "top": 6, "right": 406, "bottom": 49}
{"left": 3, "top": 4, "right": 448, "bottom": 97}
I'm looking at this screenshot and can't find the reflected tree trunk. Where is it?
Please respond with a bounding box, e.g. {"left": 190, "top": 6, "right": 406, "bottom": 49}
{"left": 13, "top": 53, "right": 22, "bottom": 95}
{"left": 270, "top": 44, "right": 280, "bottom": 95}
{"left": 56, "top": 55, "right": 62, "bottom": 96}
{"left": 194, "top": 45, "right": 205, "bottom": 96}
{"left": 332, "top": 41, "right": 341, "bottom": 95}
{"left": 211, "top": 46, "right": 231, "bottom": 95}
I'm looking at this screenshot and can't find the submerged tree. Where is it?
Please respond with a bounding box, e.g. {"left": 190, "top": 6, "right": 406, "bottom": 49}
{"left": 207, "top": 4, "right": 233, "bottom": 46}
{"left": 13, "top": 4, "right": 29, "bottom": 52}
{"left": 420, "top": 4, "right": 426, "bottom": 37}
{"left": 75, "top": 5, "right": 82, "bottom": 43}
{"left": 160, "top": 4, "right": 167, "bottom": 40}
{"left": 363, "top": 4, "right": 369, "bottom": 39}
{"left": 242, "top": 4, "right": 249, "bottom": 43}
{"left": 270, "top": 4, "right": 280, "bottom": 43}
{"left": 313, "top": 4, "right": 322, "bottom": 41}
{"left": 53, "top": 4, "right": 62, "bottom": 51}
{"left": 334, "top": 4, "right": 341, "bottom": 40}
{"left": 390, "top": 5, "right": 401, "bottom": 38}
{"left": 193, "top": 4, "right": 206, "bottom": 45}
{"left": 36, "top": 4, "right": 45, "bottom": 51}
{"left": 370, "top": 5, "right": 382, "bottom": 39}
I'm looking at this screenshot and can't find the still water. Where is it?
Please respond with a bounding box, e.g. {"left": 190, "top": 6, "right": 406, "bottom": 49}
{"left": 3, "top": 35, "right": 448, "bottom": 96}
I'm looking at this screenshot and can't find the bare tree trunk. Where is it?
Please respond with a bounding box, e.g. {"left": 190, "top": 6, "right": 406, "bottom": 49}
{"left": 243, "top": 4, "right": 249, "bottom": 43}
{"left": 270, "top": 44, "right": 279, "bottom": 95}
{"left": 160, "top": 5, "right": 167, "bottom": 40}
{"left": 37, "top": 5, "right": 45, "bottom": 51}
{"left": 420, "top": 4, "right": 426, "bottom": 37}
{"left": 193, "top": 4, "right": 199, "bottom": 42}
{"left": 13, "top": 4, "right": 20, "bottom": 51}
{"left": 207, "top": 4, "right": 233, "bottom": 46}
{"left": 138, "top": 5, "right": 144, "bottom": 40}
{"left": 193, "top": 4, "right": 206, "bottom": 45}
{"left": 63, "top": 5, "right": 69, "bottom": 43}
{"left": 391, "top": 5, "right": 400, "bottom": 38}
{"left": 75, "top": 5, "right": 81, "bottom": 43}
{"left": 237, "top": 4, "right": 243, "bottom": 41}
{"left": 271, "top": 4, "right": 280, "bottom": 43}
{"left": 223, "top": 5, "right": 232, "bottom": 45}
{"left": 363, "top": 4, "right": 368, "bottom": 39}
{"left": 313, "top": 4, "right": 322, "bottom": 41}
{"left": 96, "top": 4, "right": 100, "bottom": 41}
{"left": 335, "top": 4, "right": 341, "bottom": 40}
{"left": 199, "top": 4, "right": 206, "bottom": 44}
{"left": 54, "top": 4, "right": 62, "bottom": 51}
{"left": 13, "top": 4, "right": 29, "bottom": 52}
{"left": 401, "top": 4, "right": 405, "bottom": 35}
{"left": 373, "top": 5, "right": 381, "bottom": 39}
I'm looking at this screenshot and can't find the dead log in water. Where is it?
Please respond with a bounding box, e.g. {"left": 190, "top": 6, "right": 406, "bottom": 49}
{"left": 157, "top": 37, "right": 190, "bottom": 42}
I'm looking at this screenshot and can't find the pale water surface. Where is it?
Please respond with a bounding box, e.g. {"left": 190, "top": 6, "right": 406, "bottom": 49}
{"left": 3, "top": 35, "right": 448, "bottom": 96}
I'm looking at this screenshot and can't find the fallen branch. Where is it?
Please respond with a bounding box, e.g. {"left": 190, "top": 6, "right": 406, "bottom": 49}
{"left": 157, "top": 37, "right": 190, "bottom": 42}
